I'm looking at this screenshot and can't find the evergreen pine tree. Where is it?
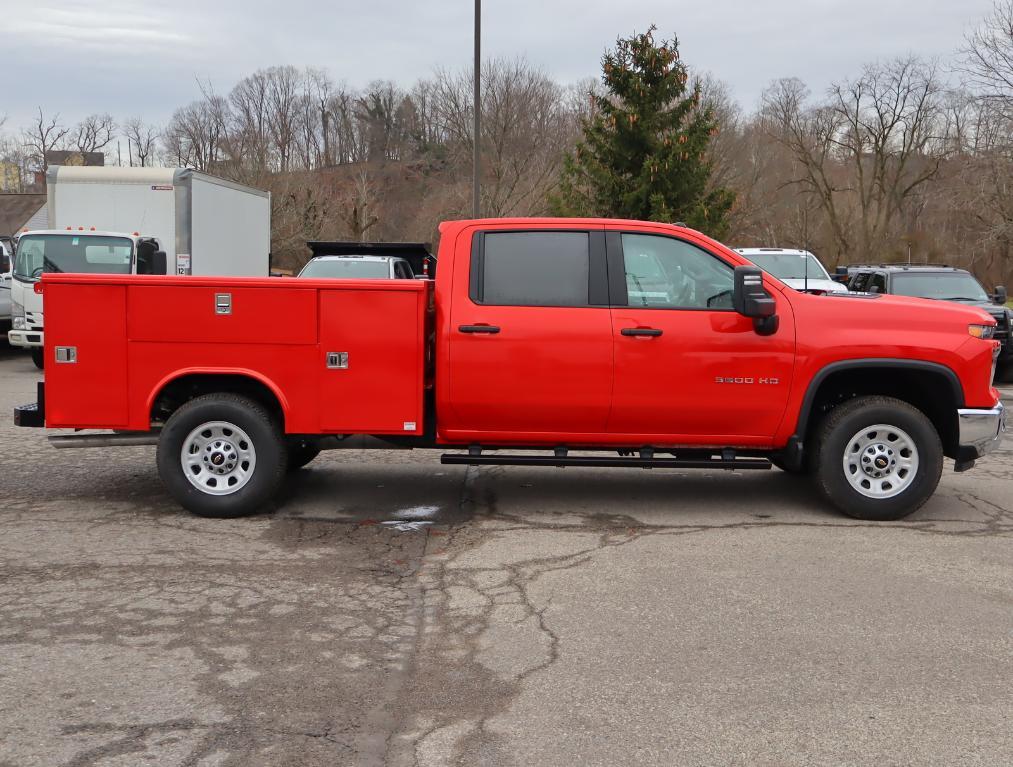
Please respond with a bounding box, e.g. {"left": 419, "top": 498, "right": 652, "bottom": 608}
{"left": 551, "top": 26, "right": 734, "bottom": 237}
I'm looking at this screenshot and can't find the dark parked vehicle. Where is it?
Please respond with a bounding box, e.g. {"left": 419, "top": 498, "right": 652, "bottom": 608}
{"left": 846, "top": 265, "right": 1011, "bottom": 379}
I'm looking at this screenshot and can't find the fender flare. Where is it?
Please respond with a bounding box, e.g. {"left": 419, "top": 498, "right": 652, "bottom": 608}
{"left": 792, "top": 358, "right": 964, "bottom": 440}
{"left": 146, "top": 367, "right": 291, "bottom": 425}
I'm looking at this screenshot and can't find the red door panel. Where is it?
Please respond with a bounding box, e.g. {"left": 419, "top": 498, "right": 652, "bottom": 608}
{"left": 45, "top": 282, "right": 129, "bottom": 428}
{"left": 609, "top": 307, "right": 795, "bottom": 439}
{"left": 318, "top": 286, "right": 425, "bottom": 434}
{"left": 446, "top": 305, "right": 613, "bottom": 434}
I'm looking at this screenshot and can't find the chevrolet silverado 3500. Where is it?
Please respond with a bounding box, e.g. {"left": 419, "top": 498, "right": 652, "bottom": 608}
{"left": 14, "top": 218, "right": 1007, "bottom": 521}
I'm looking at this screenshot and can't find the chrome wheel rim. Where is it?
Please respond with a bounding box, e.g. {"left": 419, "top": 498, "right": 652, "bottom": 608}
{"left": 181, "top": 421, "right": 256, "bottom": 496}
{"left": 842, "top": 423, "right": 919, "bottom": 499}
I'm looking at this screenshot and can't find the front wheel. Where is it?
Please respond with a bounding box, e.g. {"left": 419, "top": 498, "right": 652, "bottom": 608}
{"left": 156, "top": 394, "right": 288, "bottom": 518}
{"left": 31, "top": 348, "right": 44, "bottom": 370}
{"left": 812, "top": 395, "right": 943, "bottom": 521}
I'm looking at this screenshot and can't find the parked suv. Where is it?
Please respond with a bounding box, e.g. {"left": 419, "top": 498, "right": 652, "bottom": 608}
{"left": 847, "top": 265, "right": 1011, "bottom": 378}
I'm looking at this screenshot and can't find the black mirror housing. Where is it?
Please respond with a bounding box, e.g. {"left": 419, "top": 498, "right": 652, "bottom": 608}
{"left": 733, "top": 265, "right": 778, "bottom": 335}
{"left": 733, "top": 266, "right": 776, "bottom": 318}
{"left": 994, "top": 286, "right": 1007, "bottom": 305}
{"left": 0, "top": 254, "right": 10, "bottom": 273}
{"left": 152, "top": 250, "right": 167, "bottom": 276}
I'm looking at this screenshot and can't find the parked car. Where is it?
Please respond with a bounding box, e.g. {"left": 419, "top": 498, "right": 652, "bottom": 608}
{"left": 298, "top": 255, "right": 415, "bottom": 280}
{"left": 735, "top": 248, "right": 848, "bottom": 294}
{"left": 846, "top": 265, "right": 1011, "bottom": 379}
{"left": 16, "top": 219, "right": 1005, "bottom": 523}
{"left": 0, "top": 238, "right": 12, "bottom": 335}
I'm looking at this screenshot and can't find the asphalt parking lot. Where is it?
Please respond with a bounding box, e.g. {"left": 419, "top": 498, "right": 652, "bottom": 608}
{"left": 1, "top": 342, "right": 1011, "bottom": 767}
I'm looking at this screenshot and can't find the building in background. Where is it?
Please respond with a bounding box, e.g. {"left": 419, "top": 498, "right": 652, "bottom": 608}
{"left": 0, "top": 194, "right": 48, "bottom": 237}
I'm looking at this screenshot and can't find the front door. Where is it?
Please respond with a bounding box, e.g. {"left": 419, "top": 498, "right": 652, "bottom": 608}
{"left": 607, "top": 230, "right": 795, "bottom": 442}
{"left": 443, "top": 228, "right": 613, "bottom": 439}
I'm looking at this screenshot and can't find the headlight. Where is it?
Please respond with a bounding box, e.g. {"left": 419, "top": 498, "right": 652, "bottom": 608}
{"left": 969, "top": 324, "right": 995, "bottom": 339}
{"left": 11, "top": 297, "right": 24, "bottom": 326}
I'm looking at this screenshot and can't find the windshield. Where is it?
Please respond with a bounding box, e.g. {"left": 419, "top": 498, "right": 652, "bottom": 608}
{"left": 743, "top": 252, "right": 830, "bottom": 281}
{"left": 14, "top": 234, "right": 133, "bottom": 281}
{"left": 891, "top": 273, "right": 989, "bottom": 302}
{"left": 298, "top": 258, "right": 391, "bottom": 279}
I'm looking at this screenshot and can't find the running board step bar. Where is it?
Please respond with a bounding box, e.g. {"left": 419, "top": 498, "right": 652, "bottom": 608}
{"left": 440, "top": 453, "right": 771, "bottom": 470}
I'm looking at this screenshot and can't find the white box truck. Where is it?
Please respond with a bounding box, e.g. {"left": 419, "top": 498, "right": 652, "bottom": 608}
{"left": 8, "top": 167, "right": 271, "bottom": 367}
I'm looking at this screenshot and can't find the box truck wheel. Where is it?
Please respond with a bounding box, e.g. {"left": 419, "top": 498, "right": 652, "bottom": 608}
{"left": 156, "top": 393, "right": 288, "bottom": 518}
{"left": 31, "top": 348, "right": 44, "bottom": 370}
{"left": 811, "top": 395, "right": 942, "bottom": 521}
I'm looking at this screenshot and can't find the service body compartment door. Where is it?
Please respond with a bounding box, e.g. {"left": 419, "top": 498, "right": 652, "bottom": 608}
{"left": 318, "top": 285, "right": 426, "bottom": 434}
{"left": 44, "top": 282, "right": 129, "bottom": 428}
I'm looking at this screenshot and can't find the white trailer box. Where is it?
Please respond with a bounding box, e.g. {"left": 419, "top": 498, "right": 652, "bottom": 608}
{"left": 46, "top": 166, "right": 271, "bottom": 276}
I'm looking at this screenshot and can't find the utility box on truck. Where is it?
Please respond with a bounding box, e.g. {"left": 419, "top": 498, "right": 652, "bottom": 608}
{"left": 46, "top": 166, "right": 271, "bottom": 276}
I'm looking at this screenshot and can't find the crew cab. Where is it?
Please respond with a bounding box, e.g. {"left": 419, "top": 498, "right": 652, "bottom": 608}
{"left": 14, "top": 218, "right": 1006, "bottom": 522}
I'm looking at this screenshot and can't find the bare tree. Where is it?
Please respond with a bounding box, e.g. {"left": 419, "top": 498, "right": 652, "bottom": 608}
{"left": 762, "top": 57, "right": 947, "bottom": 261}
{"left": 71, "top": 113, "right": 116, "bottom": 154}
{"left": 23, "top": 108, "right": 69, "bottom": 171}
{"left": 961, "top": 0, "right": 1013, "bottom": 115}
{"left": 124, "top": 117, "right": 159, "bottom": 167}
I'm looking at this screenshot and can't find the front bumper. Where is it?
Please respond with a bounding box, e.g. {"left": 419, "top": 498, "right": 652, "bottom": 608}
{"left": 8, "top": 328, "right": 43, "bottom": 348}
{"left": 956, "top": 402, "right": 1006, "bottom": 465}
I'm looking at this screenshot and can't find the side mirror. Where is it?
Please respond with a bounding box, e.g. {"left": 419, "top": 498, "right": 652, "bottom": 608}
{"left": 152, "top": 250, "right": 167, "bottom": 276}
{"left": 732, "top": 265, "right": 778, "bottom": 336}
{"left": 994, "top": 286, "right": 1007, "bottom": 305}
{"left": 0, "top": 253, "right": 10, "bottom": 274}
{"left": 137, "top": 249, "right": 167, "bottom": 276}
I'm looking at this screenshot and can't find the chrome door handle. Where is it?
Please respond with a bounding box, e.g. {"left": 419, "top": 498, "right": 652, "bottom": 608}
{"left": 621, "top": 327, "right": 663, "bottom": 337}
{"left": 459, "top": 325, "right": 500, "bottom": 334}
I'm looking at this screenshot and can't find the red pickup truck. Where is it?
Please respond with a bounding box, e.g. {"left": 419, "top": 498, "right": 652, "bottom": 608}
{"left": 15, "top": 218, "right": 1006, "bottom": 521}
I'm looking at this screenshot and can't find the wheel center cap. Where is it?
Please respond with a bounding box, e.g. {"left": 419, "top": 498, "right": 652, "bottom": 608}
{"left": 874, "top": 456, "right": 889, "bottom": 469}
{"left": 211, "top": 453, "right": 225, "bottom": 466}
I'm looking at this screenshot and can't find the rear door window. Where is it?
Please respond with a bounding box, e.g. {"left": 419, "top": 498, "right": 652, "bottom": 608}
{"left": 472, "top": 231, "right": 590, "bottom": 307}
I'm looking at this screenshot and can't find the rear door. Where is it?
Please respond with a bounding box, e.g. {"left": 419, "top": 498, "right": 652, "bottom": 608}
{"left": 607, "top": 229, "right": 795, "bottom": 441}
{"left": 443, "top": 227, "right": 613, "bottom": 438}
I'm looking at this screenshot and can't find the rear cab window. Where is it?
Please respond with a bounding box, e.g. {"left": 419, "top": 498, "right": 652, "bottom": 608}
{"left": 469, "top": 231, "right": 606, "bottom": 307}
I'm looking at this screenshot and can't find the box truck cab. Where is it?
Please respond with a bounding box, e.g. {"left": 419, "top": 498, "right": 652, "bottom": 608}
{"left": 8, "top": 230, "right": 166, "bottom": 367}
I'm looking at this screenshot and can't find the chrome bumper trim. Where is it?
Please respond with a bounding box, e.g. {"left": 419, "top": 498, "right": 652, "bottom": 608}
{"left": 957, "top": 402, "right": 1006, "bottom": 459}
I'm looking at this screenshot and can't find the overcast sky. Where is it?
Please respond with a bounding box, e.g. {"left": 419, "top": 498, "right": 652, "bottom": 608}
{"left": 4, "top": 0, "right": 999, "bottom": 133}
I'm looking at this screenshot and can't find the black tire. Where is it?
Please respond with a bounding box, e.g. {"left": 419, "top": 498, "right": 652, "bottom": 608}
{"left": 812, "top": 395, "right": 943, "bottom": 521}
{"left": 31, "top": 348, "right": 44, "bottom": 369}
{"left": 156, "top": 393, "right": 288, "bottom": 518}
{"left": 287, "top": 440, "right": 321, "bottom": 472}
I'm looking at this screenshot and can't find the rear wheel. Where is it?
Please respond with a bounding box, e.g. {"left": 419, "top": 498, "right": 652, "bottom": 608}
{"left": 31, "top": 348, "right": 44, "bottom": 370}
{"left": 156, "top": 393, "right": 287, "bottom": 518}
{"left": 812, "top": 395, "right": 943, "bottom": 521}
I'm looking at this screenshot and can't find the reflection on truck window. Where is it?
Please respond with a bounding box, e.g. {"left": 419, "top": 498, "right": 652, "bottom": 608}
{"left": 13, "top": 234, "right": 133, "bottom": 280}
{"left": 621, "top": 234, "right": 733, "bottom": 310}
{"left": 744, "top": 252, "right": 829, "bottom": 281}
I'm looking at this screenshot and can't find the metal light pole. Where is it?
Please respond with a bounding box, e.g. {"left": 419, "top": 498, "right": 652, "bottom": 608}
{"left": 473, "top": 0, "right": 481, "bottom": 218}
